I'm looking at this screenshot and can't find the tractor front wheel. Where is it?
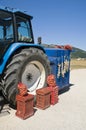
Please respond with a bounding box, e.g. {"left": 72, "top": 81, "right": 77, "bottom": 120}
{"left": 3, "top": 48, "right": 51, "bottom": 106}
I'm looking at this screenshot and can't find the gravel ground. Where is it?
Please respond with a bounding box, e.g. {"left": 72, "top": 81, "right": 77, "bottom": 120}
{"left": 0, "top": 69, "right": 86, "bottom": 130}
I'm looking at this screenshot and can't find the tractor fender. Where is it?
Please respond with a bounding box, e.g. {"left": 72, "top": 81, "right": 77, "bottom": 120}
{"left": 0, "top": 42, "right": 45, "bottom": 74}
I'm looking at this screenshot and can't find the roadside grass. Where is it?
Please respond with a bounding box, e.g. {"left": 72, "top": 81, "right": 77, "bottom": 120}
{"left": 70, "top": 59, "right": 86, "bottom": 70}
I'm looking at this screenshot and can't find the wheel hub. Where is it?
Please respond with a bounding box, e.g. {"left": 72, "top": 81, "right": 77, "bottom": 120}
{"left": 21, "top": 61, "right": 46, "bottom": 94}
{"left": 26, "top": 73, "right": 33, "bottom": 82}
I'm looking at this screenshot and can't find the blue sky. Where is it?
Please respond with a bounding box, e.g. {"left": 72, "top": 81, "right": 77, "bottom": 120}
{"left": 0, "top": 0, "right": 86, "bottom": 50}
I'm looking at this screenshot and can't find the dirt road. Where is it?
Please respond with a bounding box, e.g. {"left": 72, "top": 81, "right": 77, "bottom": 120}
{"left": 0, "top": 69, "right": 86, "bottom": 130}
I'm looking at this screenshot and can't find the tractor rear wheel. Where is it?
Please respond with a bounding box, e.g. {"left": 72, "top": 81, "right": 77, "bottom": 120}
{"left": 3, "top": 48, "right": 51, "bottom": 106}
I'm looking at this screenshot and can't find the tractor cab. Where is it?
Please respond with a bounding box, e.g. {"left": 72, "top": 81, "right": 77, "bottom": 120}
{"left": 0, "top": 7, "right": 34, "bottom": 60}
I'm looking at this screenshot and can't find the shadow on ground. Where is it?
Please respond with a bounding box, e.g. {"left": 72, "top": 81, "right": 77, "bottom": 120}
{"left": 58, "top": 83, "right": 74, "bottom": 95}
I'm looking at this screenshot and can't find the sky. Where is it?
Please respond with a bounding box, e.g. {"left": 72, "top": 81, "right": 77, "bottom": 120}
{"left": 0, "top": 0, "right": 86, "bottom": 50}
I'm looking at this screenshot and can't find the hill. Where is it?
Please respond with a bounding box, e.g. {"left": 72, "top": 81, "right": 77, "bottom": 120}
{"left": 71, "top": 47, "right": 86, "bottom": 59}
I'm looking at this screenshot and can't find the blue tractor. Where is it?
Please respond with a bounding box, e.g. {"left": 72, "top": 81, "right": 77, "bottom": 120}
{"left": 0, "top": 7, "right": 71, "bottom": 106}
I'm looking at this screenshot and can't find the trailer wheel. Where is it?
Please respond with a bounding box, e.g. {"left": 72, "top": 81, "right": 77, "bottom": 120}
{"left": 3, "top": 48, "right": 51, "bottom": 106}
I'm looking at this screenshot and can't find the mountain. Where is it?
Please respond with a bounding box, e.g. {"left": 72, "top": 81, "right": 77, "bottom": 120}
{"left": 71, "top": 47, "right": 86, "bottom": 59}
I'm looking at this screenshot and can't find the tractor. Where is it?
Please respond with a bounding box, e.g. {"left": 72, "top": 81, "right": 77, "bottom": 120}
{"left": 0, "top": 6, "right": 71, "bottom": 106}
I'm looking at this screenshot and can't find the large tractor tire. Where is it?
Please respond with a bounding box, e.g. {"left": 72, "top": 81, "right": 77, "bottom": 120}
{"left": 2, "top": 48, "right": 51, "bottom": 106}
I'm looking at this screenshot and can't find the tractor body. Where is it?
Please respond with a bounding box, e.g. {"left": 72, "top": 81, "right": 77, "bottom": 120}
{"left": 0, "top": 6, "right": 71, "bottom": 105}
